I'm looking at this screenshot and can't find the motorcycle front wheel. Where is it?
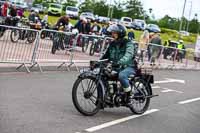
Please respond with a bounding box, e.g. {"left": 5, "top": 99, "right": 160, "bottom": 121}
{"left": 72, "top": 76, "right": 102, "bottom": 116}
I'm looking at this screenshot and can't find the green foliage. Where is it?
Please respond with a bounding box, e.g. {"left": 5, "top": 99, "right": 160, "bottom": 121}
{"left": 125, "top": 0, "right": 144, "bottom": 19}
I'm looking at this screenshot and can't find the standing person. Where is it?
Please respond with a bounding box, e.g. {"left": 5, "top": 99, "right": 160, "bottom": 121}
{"left": 17, "top": 8, "right": 24, "bottom": 18}
{"left": 100, "top": 24, "right": 107, "bottom": 35}
{"left": 177, "top": 40, "right": 185, "bottom": 63}
{"left": 128, "top": 29, "right": 135, "bottom": 41}
{"left": 28, "top": 10, "right": 36, "bottom": 22}
{"left": 91, "top": 22, "right": 101, "bottom": 34}
{"left": 79, "top": 18, "right": 90, "bottom": 34}
{"left": 1, "top": 2, "right": 9, "bottom": 17}
{"left": 149, "top": 32, "right": 162, "bottom": 65}
{"left": 139, "top": 30, "right": 149, "bottom": 64}
{"left": 55, "top": 15, "right": 70, "bottom": 30}
{"left": 9, "top": 5, "right": 17, "bottom": 17}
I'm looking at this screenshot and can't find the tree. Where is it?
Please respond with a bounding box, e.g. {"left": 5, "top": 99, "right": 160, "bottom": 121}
{"left": 188, "top": 18, "right": 200, "bottom": 33}
{"left": 79, "top": 0, "right": 95, "bottom": 13}
{"left": 125, "top": 0, "right": 144, "bottom": 19}
{"left": 112, "top": 0, "right": 125, "bottom": 19}
{"left": 62, "top": 0, "right": 78, "bottom": 10}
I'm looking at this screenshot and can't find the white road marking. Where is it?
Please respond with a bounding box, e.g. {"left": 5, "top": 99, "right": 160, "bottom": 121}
{"left": 161, "top": 88, "right": 183, "bottom": 94}
{"left": 84, "top": 109, "right": 159, "bottom": 132}
{"left": 152, "top": 86, "right": 161, "bottom": 89}
{"left": 155, "top": 78, "right": 185, "bottom": 84}
{"left": 165, "top": 78, "right": 185, "bottom": 84}
{"left": 178, "top": 97, "right": 200, "bottom": 104}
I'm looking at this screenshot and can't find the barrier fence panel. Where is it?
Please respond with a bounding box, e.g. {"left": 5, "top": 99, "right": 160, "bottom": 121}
{"left": 32, "top": 29, "right": 77, "bottom": 72}
{"left": 0, "top": 25, "right": 39, "bottom": 72}
{"left": 71, "top": 34, "right": 112, "bottom": 70}
{"left": 136, "top": 42, "right": 200, "bottom": 70}
{"left": 185, "top": 50, "right": 200, "bottom": 70}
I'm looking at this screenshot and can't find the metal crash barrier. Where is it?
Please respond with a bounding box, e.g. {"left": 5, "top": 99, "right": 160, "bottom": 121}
{"left": 30, "top": 29, "right": 78, "bottom": 72}
{"left": 0, "top": 25, "right": 39, "bottom": 72}
{"left": 0, "top": 24, "right": 199, "bottom": 72}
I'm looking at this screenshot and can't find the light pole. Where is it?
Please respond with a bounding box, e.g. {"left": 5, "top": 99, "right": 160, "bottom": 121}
{"left": 179, "top": 0, "right": 187, "bottom": 35}
{"left": 186, "top": 1, "right": 192, "bottom": 32}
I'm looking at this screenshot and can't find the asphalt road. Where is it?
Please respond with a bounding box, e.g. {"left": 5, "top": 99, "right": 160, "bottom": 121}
{"left": 0, "top": 70, "right": 200, "bottom": 133}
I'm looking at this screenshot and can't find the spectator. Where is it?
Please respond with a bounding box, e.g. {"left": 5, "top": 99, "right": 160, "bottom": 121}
{"left": 9, "top": 5, "right": 17, "bottom": 17}
{"left": 177, "top": 40, "right": 185, "bottom": 63}
{"left": 28, "top": 10, "right": 36, "bottom": 22}
{"left": 128, "top": 29, "right": 135, "bottom": 41}
{"left": 100, "top": 24, "right": 107, "bottom": 35}
{"left": 149, "top": 32, "right": 162, "bottom": 65}
{"left": 1, "top": 2, "right": 9, "bottom": 17}
{"left": 55, "top": 15, "right": 70, "bottom": 30}
{"left": 17, "top": 8, "right": 24, "bottom": 18}
{"left": 79, "top": 18, "right": 90, "bottom": 34}
{"left": 139, "top": 30, "right": 149, "bottom": 64}
{"left": 74, "top": 18, "right": 83, "bottom": 32}
{"left": 35, "top": 10, "right": 41, "bottom": 23}
{"left": 91, "top": 21, "right": 101, "bottom": 34}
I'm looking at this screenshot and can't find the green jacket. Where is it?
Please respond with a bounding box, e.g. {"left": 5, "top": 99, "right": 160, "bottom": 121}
{"left": 102, "top": 39, "right": 135, "bottom": 67}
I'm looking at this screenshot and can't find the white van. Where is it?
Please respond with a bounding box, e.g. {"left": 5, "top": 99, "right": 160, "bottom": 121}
{"left": 120, "top": 17, "right": 132, "bottom": 28}
{"left": 66, "top": 6, "right": 79, "bottom": 19}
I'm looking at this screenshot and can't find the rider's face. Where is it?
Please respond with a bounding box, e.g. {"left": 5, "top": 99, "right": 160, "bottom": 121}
{"left": 112, "top": 32, "right": 118, "bottom": 40}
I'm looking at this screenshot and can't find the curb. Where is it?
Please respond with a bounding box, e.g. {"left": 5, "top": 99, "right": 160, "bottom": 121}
{"left": 0, "top": 64, "right": 200, "bottom": 74}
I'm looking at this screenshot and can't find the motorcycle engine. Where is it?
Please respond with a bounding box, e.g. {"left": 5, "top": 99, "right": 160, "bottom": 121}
{"left": 114, "top": 94, "right": 123, "bottom": 107}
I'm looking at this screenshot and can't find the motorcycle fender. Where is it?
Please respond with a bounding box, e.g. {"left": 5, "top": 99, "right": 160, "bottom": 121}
{"left": 142, "top": 74, "right": 154, "bottom": 84}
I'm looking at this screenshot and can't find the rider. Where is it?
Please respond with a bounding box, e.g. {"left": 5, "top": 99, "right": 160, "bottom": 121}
{"left": 101, "top": 24, "right": 136, "bottom": 103}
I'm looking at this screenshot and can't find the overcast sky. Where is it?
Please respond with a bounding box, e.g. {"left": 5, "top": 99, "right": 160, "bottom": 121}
{"left": 141, "top": 0, "right": 200, "bottom": 20}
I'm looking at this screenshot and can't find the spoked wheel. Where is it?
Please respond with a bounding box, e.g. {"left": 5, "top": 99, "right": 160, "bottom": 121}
{"left": 89, "top": 42, "right": 96, "bottom": 56}
{"left": 27, "top": 31, "right": 36, "bottom": 43}
{"left": 10, "top": 29, "right": 20, "bottom": 43}
{"left": 72, "top": 76, "right": 102, "bottom": 116}
{"left": 129, "top": 78, "right": 151, "bottom": 114}
{"left": 40, "top": 31, "right": 46, "bottom": 39}
{"left": 0, "top": 27, "right": 5, "bottom": 38}
{"left": 82, "top": 38, "right": 89, "bottom": 52}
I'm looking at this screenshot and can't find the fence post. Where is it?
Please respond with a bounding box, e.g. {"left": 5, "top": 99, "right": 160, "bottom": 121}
{"left": 30, "top": 29, "right": 42, "bottom": 71}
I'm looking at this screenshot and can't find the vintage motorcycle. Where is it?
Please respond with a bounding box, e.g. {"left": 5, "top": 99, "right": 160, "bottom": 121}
{"left": 72, "top": 59, "right": 157, "bottom": 116}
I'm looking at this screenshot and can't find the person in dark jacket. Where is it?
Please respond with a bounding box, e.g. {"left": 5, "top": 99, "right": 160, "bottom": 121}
{"left": 101, "top": 24, "right": 136, "bottom": 104}
{"left": 149, "top": 32, "right": 162, "bottom": 65}
{"left": 128, "top": 29, "right": 135, "bottom": 41}
{"left": 79, "top": 18, "right": 91, "bottom": 34}
{"left": 55, "top": 15, "right": 70, "bottom": 29}
{"left": 9, "top": 5, "right": 17, "bottom": 17}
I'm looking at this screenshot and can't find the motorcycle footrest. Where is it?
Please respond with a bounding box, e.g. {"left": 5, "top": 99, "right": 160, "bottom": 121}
{"left": 132, "top": 94, "right": 159, "bottom": 99}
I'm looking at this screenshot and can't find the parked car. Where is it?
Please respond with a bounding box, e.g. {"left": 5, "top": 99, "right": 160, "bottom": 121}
{"left": 66, "top": 6, "right": 79, "bottom": 19}
{"left": 132, "top": 19, "right": 146, "bottom": 30}
{"left": 146, "top": 24, "right": 161, "bottom": 33}
{"left": 48, "top": 3, "right": 63, "bottom": 16}
{"left": 79, "top": 12, "right": 95, "bottom": 22}
{"left": 179, "top": 30, "right": 190, "bottom": 36}
{"left": 97, "top": 16, "right": 110, "bottom": 24}
{"left": 9, "top": 0, "right": 28, "bottom": 10}
{"left": 110, "top": 18, "right": 119, "bottom": 25}
{"left": 31, "top": 4, "right": 44, "bottom": 13}
{"left": 120, "top": 17, "right": 132, "bottom": 28}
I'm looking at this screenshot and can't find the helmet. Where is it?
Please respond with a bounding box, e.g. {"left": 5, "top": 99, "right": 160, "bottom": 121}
{"left": 107, "top": 24, "right": 127, "bottom": 38}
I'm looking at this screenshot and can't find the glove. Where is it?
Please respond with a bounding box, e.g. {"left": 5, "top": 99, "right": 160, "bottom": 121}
{"left": 112, "top": 62, "right": 120, "bottom": 68}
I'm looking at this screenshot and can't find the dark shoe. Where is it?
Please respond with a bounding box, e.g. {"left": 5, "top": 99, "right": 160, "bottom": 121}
{"left": 125, "top": 91, "right": 133, "bottom": 106}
